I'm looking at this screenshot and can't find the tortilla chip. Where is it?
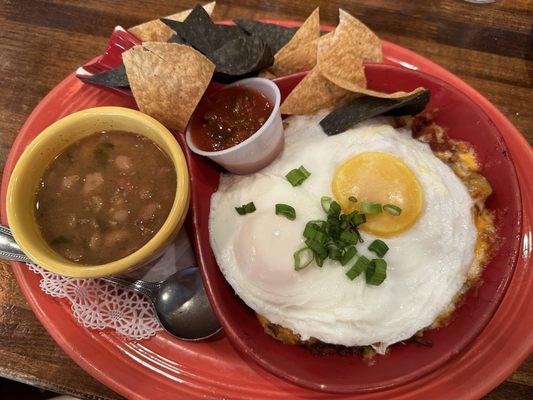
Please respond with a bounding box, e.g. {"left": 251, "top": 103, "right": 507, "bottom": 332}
{"left": 258, "top": 69, "right": 277, "bottom": 79}
{"left": 80, "top": 64, "right": 129, "bottom": 88}
{"left": 128, "top": 2, "right": 216, "bottom": 42}
{"left": 319, "top": 89, "right": 430, "bottom": 135}
{"left": 269, "top": 38, "right": 318, "bottom": 77}
{"left": 279, "top": 67, "right": 355, "bottom": 115}
{"left": 317, "top": 17, "right": 420, "bottom": 99}
{"left": 211, "top": 36, "right": 274, "bottom": 81}
{"left": 234, "top": 19, "right": 298, "bottom": 54}
{"left": 337, "top": 9, "right": 382, "bottom": 63}
{"left": 267, "top": 31, "right": 331, "bottom": 77}
{"left": 275, "top": 8, "right": 320, "bottom": 60}
{"left": 161, "top": 7, "right": 246, "bottom": 56}
{"left": 355, "top": 86, "right": 425, "bottom": 98}
{"left": 317, "top": 29, "right": 366, "bottom": 91}
{"left": 122, "top": 42, "right": 215, "bottom": 131}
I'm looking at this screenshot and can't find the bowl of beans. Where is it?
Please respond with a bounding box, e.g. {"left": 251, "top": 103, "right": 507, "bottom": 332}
{"left": 6, "top": 107, "right": 189, "bottom": 277}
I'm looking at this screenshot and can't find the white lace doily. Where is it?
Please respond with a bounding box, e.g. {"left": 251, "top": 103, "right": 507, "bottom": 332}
{"left": 27, "top": 229, "right": 196, "bottom": 341}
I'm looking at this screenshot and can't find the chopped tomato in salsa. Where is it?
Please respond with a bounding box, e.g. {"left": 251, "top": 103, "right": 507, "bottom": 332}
{"left": 189, "top": 86, "right": 273, "bottom": 152}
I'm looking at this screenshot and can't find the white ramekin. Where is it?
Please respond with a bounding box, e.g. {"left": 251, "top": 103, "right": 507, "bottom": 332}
{"left": 185, "top": 77, "right": 283, "bottom": 175}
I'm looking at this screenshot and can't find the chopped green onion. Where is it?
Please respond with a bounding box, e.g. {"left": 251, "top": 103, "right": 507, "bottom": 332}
{"left": 303, "top": 224, "right": 328, "bottom": 244}
{"left": 360, "top": 201, "right": 382, "bottom": 214}
{"left": 285, "top": 165, "right": 311, "bottom": 187}
{"left": 320, "top": 196, "right": 333, "bottom": 213}
{"left": 312, "top": 220, "right": 327, "bottom": 230}
{"left": 328, "top": 245, "right": 342, "bottom": 261}
{"left": 346, "top": 255, "right": 370, "bottom": 280}
{"left": 342, "top": 211, "right": 357, "bottom": 222}
{"left": 340, "top": 246, "right": 357, "bottom": 265}
{"left": 366, "top": 259, "right": 387, "bottom": 285}
{"left": 294, "top": 247, "right": 314, "bottom": 270}
{"left": 275, "top": 203, "right": 296, "bottom": 220}
{"left": 326, "top": 216, "right": 342, "bottom": 240}
{"left": 305, "top": 239, "right": 328, "bottom": 259}
{"left": 383, "top": 204, "right": 402, "bottom": 216}
{"left": 368, "top": 239, "right": 389, "bottom": 258}
{"left": 235, "top": 202, "right": 256, "bottom": 215}
{"left": 315, "top": 254, "right": 325, "bottom": 267}
{"left": 340, "top": 230, "right": 359, "bottom": 244}
{"left": 351, "top": 213, "right": 366, "bottom": 226}
{"left": 328, "top": 201, "right": 341, "bottom": 217}
{"left": 339, "top": 219, "right": 349, "bottom": 230}
{"left": 348, "top": 196, "right": 357, "bottom": 202}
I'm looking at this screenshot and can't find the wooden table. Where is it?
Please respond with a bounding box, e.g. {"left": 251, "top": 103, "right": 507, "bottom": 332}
{"left": 0, "top": 1, "right": 531, "bottom": 399}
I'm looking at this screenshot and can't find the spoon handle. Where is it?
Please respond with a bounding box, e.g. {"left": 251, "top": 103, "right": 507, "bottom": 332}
{"left": 102, "top": 276, "right": 161, "bottom": 300}
{"left": 0, "top": 224, "right": 31, "bottom": 263}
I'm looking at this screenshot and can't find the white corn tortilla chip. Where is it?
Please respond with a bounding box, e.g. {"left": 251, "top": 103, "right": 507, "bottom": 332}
{"left": 123, "top": 42, "right": 215, "bottom": 131}
{"left": 279, "top": 67, "right": 356, "bottom": 115}
{"left": 275, "top": 8, "right": 320, "bottom": 61}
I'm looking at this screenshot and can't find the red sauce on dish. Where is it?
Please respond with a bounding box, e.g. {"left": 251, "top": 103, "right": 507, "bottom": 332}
{"left": 189, "top": 86, "right": 273, "bottom": 152}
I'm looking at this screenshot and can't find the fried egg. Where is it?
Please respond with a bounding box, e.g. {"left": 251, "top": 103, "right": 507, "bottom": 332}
{"left": 209, "top": 113, "right": 477, "bottom": 348}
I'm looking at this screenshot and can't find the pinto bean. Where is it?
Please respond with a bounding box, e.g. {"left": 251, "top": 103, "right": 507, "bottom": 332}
{"left": 104, "top": 229, "right": 129, "bottom": 247}
{"left": 61, "top": 175, "right": 80, "bottom": 190}
{"left": 83, "top": 172, "right": 104, "bottom": 193}
{"left": 115, "top": 155, "right": 133, "bottom": 171}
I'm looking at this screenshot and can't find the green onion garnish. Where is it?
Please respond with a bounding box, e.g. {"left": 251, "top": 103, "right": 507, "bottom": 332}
{"left": 305, "top": 238, "right": 328, "bottom": 259}
{"left": 235, "top": 202, "right": 256, "bottom": 215}
{"left": 348, "top": 196, "right": 357, "bottom": 202}
{"left": 346, "top": 255, "right": 370, "bottom": 280}
{"left": 328, "top": 244, "right": 342, "bottom": 261}
{"left": 294, "top": 247, "right": 314, "bottom": 270}
{"left": 321, "top": 196, "right": 333, "bottom": 213}
{"left": 285, "top": 165, "right": 311, "bottom": 186}
{"left": 340, "top": 230, "right": 359, "bottom": 244}
{"left": 295, "top": 195, "right": 393, "bottom": 281}
{"left": 383, "top": 204, "right": 402, "bottom": 216}
{"left": 366, "top": 259, "right": 387, "bottom": 285}
{"left": 340, "top": 246, "right": 357, "bottom": 265}
{"left": 360, "top": 201, "right": 382, "bottom": 214}
{"left": 326, "top": 216, "right": 342, "bottom": 240}
{"left": 328, "top": 201, "right": 341, "bottom": 217}
{"left": 303, "top": 223, "right": 328, "bottom": 244}
{"left": 368, "top": 239, "right": 389, "bottom": 258}
{"left": 275, "top": 203, "right": 296, "bottom": 220}
{"left": 351, "top": 213, "right": 366, "bottom": 226}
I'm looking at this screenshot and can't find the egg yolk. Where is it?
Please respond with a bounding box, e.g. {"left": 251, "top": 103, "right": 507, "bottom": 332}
{"left": 332, "top": 152, "right": 423, "bottom": 237}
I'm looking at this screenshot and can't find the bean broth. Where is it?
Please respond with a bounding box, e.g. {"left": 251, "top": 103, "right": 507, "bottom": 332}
{"left": 35, "top": 131, "right": 176, "bottom": 265}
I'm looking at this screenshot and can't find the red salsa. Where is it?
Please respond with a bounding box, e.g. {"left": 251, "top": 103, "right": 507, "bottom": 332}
{"left": 189, "top": 86, "right": 273, "bottom": 152}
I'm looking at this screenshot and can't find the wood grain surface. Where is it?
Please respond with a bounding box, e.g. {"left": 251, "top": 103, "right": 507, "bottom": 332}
{"left": 0, "top": 1, "right": 531, "bottom": 399}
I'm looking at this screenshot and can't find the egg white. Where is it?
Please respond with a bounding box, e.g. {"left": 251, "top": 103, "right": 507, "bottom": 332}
{"left": 209, "top": 113, "right": 476, "bottom": 349}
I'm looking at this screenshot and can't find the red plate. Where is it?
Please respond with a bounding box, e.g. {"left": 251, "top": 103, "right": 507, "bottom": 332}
{"left": 1, "top": 21, "right": 532, "bottom": 399}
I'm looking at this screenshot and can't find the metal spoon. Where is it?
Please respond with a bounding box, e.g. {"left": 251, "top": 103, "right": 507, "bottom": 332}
{"left": 103, "top": 268, "right": 221, "bottom": 341}
{"left": 0, "top": 224, "right": 221, "bottom": 341}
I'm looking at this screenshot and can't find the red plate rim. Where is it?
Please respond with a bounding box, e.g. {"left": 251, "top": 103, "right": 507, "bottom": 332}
{"left": 1, "top": 20, "right": 532, "bottom": 399}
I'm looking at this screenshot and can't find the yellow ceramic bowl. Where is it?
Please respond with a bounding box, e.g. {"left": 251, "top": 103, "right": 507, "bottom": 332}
{"left": 6, "top": 107, "right": 189, "bottom": 278}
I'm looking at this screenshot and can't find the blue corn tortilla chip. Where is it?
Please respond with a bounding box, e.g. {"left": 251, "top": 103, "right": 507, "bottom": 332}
{"left": 167, "top": 34, "right": 185, "bottom": 44}
{"left": 217, "top": 24, "right": 247, "bottom": 42}
{"left": 161, "top": 5, "right": 273, "bottom": 81}
{"left": 319, "top": 89, "right": 431, "bottom": 135}
{"left": 161, "top": 5, "right": 246, "bottom": 55}
{"left": 211, "top": 35, "right": 274, "bottom": 81}
{"left": 160, "top": 5, "right": 218, "bottom": 54}
{"left": 234, "top": 19, "right": 297, "bottom": 53}
{"left": 79, "top": 64, "right": 129, "bottom": 88}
